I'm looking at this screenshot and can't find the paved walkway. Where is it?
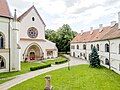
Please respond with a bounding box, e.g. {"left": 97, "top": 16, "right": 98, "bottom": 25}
{"left": 0, "top": 55, "right": 88, "bottom": 90}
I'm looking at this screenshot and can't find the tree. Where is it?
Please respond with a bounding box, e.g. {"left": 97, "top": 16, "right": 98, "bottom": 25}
{"left": 89, "top": 46, "right": 100, "bottom": 68}
{"left": 56, "top": 24, "right": 77, "bottom": 53}
{"left": 45, "top": 24, "right": 77, "bottom": 53}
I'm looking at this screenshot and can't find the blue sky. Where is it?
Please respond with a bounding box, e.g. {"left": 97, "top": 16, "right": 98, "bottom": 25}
{"left": 7, "top": 0, "right": 120, "bottom": 33}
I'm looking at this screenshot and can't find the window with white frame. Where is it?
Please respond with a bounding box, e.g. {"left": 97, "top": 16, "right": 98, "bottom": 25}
{"left": 83, "top": 44, "right": 86, "bottom": 50}
{"left": 97, "top": 44, "right": 99, "bottom": 51}
{"left": 77, "top": 45, "right": 79, "bottom": 49}
{"left": 105, "top": 43, "right": 109, "bottom": 52}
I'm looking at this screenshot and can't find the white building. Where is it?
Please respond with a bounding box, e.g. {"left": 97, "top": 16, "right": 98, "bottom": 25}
{"left": 70, "top": 12, "right": 120, "bottom": 74}
{"left": 0, "top": 0, "right": 58, "bottom": 73}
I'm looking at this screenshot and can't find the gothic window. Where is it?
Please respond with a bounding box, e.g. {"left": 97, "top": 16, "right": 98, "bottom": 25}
{"left": 0, "top": 32, "right": 5, "bottom": 49}
{"left": 97, "top": 44, "right": 99, "bottom": 51}
{"left": 0, "top": 56, "right": 5, "bottom": 69}
{"left": 91, "top": 44, "right": 93, "bottom": 50}
{"left": 105, "top": 43, "right": 109, "bottom": 52}
{"left": 27, "top": 27, "right": 38, "bottom": 38}
{"left": 83, "top": 44, "right": 86, "bottom": 50}
{"left": 77, "top": 45, "right": 79, "bottom": 49}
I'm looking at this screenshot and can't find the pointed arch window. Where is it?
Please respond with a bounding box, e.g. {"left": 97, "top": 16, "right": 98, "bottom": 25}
{"left": 0, "top": 32, "right": 5, "bottom": 49}
{"left": 105, "top": 43, "right": 109, "bottom": 52}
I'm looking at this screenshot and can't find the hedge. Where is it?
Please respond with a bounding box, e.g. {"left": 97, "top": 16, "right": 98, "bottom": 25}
{"left": 30, "top": 64, "right": 51, "bottom": 71}
{"left": 55, "top": 60, "right": 68, "bottom": 64}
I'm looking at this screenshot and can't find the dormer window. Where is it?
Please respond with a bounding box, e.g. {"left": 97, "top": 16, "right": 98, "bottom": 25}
{"left": 32, "top": 17, "right": 35, "bottom": 21}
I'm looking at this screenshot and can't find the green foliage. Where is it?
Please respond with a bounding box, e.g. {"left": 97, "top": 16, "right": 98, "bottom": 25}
{"left": 45, "top": 24, "right": 77, "bottom": 53}
{"left": 55, "top": 59, "right": 68, "bottom": 64}
{"left": 30, "top": 64, "right": 51, "bottom": 71}
{"left": 10, "top": 65, "right": 120, "bottom": 90}
{"left": 89, "top": 46, "right": 100, "bottom": 68}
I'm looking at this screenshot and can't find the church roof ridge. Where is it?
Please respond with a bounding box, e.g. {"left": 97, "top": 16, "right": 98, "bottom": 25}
{"left": 17, "top": 5, "right": 46, "bottom": 26}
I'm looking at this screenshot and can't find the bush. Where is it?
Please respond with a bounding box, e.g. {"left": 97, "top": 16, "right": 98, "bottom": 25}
{"left": 55, "top": 60, "right": 68, "bottom": 64}
{"left": 30, "top": 64, "right": 51, "bottom": 71}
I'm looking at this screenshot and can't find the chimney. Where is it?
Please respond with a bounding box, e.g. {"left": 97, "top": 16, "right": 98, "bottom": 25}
{"left": 99, "top": 24, "right": 103, "bottom": 32}
{"left": 81, "top": 30, "right": 83, "bottom": 35}
{"left": 118, "top": 12, "right": 120, "bottom": 29}
{"left": 110, "top": 21, "right": 116, "bottom": 27}
{"left": 90, "top": 27, "right": 93, "bottom": 34}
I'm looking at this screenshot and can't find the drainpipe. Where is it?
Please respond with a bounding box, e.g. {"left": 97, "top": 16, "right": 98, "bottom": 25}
{"left": 107, "top": 39, "right": 111, "bottom": 69}
{"left": 8, "top": 18, "right": 11, "bottom": 72}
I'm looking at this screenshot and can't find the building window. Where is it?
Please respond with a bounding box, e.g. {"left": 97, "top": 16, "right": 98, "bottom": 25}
{"left": 71, "top": 45, "right": 75, "bottom": 49}
{"left": 47, "top": 51, "right": 53, "bottom": 56}
{"left": 105, "top": 58, "right": 109, "bottom": 65}
{"left": 83, "top": 44, "right": 86, "bottom": 50}
{"left": 0, "top": 56, "right": 5, "bottom": 69}
{"left": 32, "top": 17, "right": 35, "bottom": 21}
{"left": 80, "top": 53, "right": 82, "bottom": 56}
{"left": 73, "top": 52, "right": 75, "bottom": 57}
{"left": 27, "top": 27, "right": 38, "bottom": 38}
{"left": 91, "top": 44, "right": 93, "bottom": 50}
{"left": 0, "top": 33, "right": 5, "bottom": 49}
{"left": 97, "top": 44, "right": 99, "bottom": 51}
{"left": 119, "top": 44, "right": 120, "bottom": 54}
{"left": 83, "top": 53, "right": 87, "bottom": 59}
{"left": 105, "top": 43, "right": 109, "bottom": 52}
{"left": 77, "top": 45, "right": 79, "bottom": 49}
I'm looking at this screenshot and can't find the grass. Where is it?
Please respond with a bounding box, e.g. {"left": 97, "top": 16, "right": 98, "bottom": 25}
{"left": 9, "top": 65, "right": 120, "bottom": 90}
{"left": 0, "top": 57, "right": 67, "bottom": 84}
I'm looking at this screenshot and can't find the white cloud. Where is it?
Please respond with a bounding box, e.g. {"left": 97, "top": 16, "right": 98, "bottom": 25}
{"left": 7, "top": 0, "right": 120, "bottom": 32}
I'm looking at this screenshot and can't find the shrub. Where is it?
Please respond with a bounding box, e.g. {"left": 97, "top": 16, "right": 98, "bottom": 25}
{"left": 89, "top": 46, "right": 100, "bottom": 68}
{"left": 30, "top": 64, "right": 51, "bottom": 71}
{"left": 55, "top": 60, "right": 68, "bottom": 64}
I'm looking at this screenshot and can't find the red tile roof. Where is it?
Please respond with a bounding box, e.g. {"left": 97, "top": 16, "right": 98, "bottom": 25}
{"left": 0, "top": 0, "right": 11, "bottom": 18}
{"left": 71, "top": 23, "right": 120, "bottom": 43}
{"left": 17, "top": 5, "right": 46, "bottom": 26}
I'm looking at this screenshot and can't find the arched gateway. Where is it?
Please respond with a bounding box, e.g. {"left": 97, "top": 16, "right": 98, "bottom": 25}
{"left": 24, "top": 43, "right": 43, "bottom": 61}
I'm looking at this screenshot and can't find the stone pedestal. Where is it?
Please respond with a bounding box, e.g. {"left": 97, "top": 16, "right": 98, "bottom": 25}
{"left": 44, "top": 75, "right": 53, "bottom": 90}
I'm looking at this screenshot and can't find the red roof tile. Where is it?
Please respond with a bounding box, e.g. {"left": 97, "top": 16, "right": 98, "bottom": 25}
{"left": 71, "top": 23, "right": 120, "bottom": 43}
{"left": 0, "top": 0, "right": 11, "bottom": 18}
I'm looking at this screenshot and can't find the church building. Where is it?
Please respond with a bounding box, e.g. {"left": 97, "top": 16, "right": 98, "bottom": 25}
{"left": 0, "top": 0, "right": 58, "bottom": 73}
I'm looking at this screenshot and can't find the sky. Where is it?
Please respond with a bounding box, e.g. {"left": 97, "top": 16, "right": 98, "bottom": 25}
{"left": 7, "top": 0, "right": 120, "bottom": 33}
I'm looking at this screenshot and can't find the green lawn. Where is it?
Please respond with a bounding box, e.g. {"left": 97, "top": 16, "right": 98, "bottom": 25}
{"left": 0, "top": 57, "right": 66, "bottom": 84}
{"left": 10, "top": 65, "right": 120, "bottom": 90}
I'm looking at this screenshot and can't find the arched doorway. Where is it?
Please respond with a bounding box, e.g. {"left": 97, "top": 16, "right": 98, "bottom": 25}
{"left": 24, "top": 43, "right": 43, "bottom": 61}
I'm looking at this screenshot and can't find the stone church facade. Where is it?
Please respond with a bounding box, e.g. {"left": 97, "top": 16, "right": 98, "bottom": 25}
{"left": 71, "top": 12, "right": 120, "bottom": 74}
{"left": 0, "top": 0, "right": 58, "bottom": 73}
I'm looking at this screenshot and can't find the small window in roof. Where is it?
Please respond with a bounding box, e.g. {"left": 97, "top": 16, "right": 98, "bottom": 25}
{"left": 32, "top": 17, "right": 35, "bottom": 21}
